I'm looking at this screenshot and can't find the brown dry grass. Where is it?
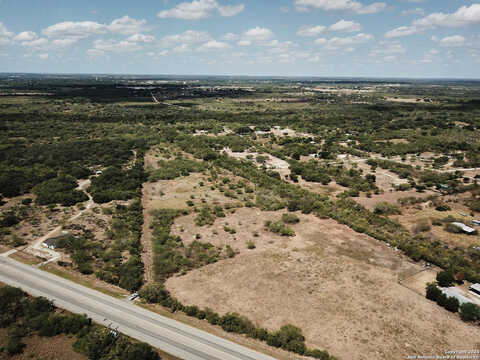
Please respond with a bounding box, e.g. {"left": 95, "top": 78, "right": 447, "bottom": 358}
{"left": 0, "top": 328, "right": 86, "bottom": 360}
{"left": 394, "top": 204, "right": 480, "bottom": 249}
{"left": 8, "top": 250, "right": 43, "bottom": 265}
{"left": 166, "top": 212, "right": 480, "bottom": 360}
{"left": 355, "top": 189, "right": 435, "bottom": 211}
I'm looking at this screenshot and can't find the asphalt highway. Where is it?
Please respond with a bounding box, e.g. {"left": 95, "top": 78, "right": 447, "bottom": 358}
{"left": 0, "top": 256, "right": 277, "bottom": 360}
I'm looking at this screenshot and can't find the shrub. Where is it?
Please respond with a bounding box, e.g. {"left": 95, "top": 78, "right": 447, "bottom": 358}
{"left": 138, "top": 283, "right": 169, "bottom": 304}
{"left": 281, "top": 213, "right": 300, "bottom": 224}
{"left": 436, "top": 293, "right": 448, "bottom": 307}
{"left": 426, "top": 282, "right": 442, "bottom": 301}
{"left": 219, "top": 313, "right": 254, "bottom": 334}
{"left": 412, "top": 219, "right": 431, "bottom": 233}
{"left": 265, "top": 220, "right": 295, "bottom": 237}
{"left": 445, "top": 223, "right": 463, "bottom": 234}
{"left": 435, "top": 204, "right": 451, "bottom": 211}
{"left": 459, "top": 302, "right": 480, "bottom": 322}
{"left": 436, "top": 271, "right": 455, "bottom": 287}
{"left": 247, "top": 241, "right": 256, "bottom": 249}
{"left": 373, "top": 202, "right": 401, "bottom": 215}
{"left": 226, "top": 245, "right": 235, "bottom": 258}
{"left": 444, "top": 296, "right": 460, "bottom": 313}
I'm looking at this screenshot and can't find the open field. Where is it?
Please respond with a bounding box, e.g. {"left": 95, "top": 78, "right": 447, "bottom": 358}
{"left": 166, "top": 215, "right": 480, "bottom": 360}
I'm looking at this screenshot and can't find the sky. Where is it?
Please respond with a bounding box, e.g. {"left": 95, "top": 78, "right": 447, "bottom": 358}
{"left": 1, "top": 0, "right": 480, "bottom": 78}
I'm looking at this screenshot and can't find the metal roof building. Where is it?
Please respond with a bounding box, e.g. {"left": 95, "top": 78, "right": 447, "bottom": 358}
{"left": 451, "top": 222, "right": 476, "bottom": 234}
{"left": 440, "top": 287, "right": 472, "bottom": 305}
{"left": 470, "top": 283, "right": 480, "bottom": 297}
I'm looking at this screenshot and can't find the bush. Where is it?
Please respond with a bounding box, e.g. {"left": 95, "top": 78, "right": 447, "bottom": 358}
{"left": 426, "top": 282, "right": 442, "bottom": 301}
{"left": 281, "top": 213, "right": 300, "bottom": 224}
{"left": 459, "top": 302, "right": 480, "bottom": 321}
{"left": 444, "top": 296, "right": 460, "bottom": 312}
{"left": 373, "top": 202, "right": 401, "bottom": 215}
{"left": 412, "top": 220, "right": 431, "bottom": 233}
{"left": 436, "top": 293, "right": 448, "bottom": 307}
{"left": 219, "top": 313, "right": 254, "bottom": 334}
{"left": 435, "top": 204, "right": 451, "bottom": 211}
{"left": 445, "top": 223, "right": 463, "bottom": 234}
{"left": 264, "top": 220, "right": 295, "bottom": 237}
{"left": 6, "top": 336, "right": 25, "bottom": 356}
{"left": 436, "top": 271, "right": 455, "bottom": 287}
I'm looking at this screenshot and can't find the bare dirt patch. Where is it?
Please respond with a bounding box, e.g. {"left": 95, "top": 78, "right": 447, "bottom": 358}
{"left": 355, "top": 189, "right": 435, "bottom": 211}
{"left": 166, "top": 215, "right": 480, "bottom": 360}
{"left": 400, "top": 268, "right": 439, "bottom": 296}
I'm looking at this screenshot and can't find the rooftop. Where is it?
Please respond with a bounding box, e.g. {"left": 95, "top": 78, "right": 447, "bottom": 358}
{"left": 451, "top": 222, "right": 476, "bottom": 234}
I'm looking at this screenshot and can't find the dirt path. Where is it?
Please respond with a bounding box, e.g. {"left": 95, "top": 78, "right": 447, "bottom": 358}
{"left": 24, "top": 179, "right": 94, "bottom": 263}
{"left": 140, "top": 156, "right": 155, "bottom": 284}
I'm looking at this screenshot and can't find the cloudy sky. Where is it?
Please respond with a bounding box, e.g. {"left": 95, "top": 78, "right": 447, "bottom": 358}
{"left": 1, "top": 0, "right": 480, "bottom": 78}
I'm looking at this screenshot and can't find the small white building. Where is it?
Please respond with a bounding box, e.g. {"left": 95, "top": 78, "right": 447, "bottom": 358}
{"left": 440, "top": 287, "right": 472, "bottom": 305}
{"left": 451, "top": 222, "right": 477, "bottom": 234}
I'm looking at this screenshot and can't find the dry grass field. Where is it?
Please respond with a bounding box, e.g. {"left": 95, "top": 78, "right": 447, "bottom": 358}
{"left": 166, "top": 213, "right": 480, "bottom": 360}
{"left": 0, "top": 328, "right": 87, "bottom": 360}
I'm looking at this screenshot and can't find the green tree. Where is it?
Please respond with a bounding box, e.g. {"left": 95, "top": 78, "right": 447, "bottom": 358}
{"left": 459, "top": 302, "right": 480, "bottom": 322}
{"left": 426, "top": 282, "right": 441, "bottom": 301}
{"left": 436, "top": 271, "right": 455, "bottom": 287}
{"left": 444, "top": 297, "right": 460, "bottom": 312}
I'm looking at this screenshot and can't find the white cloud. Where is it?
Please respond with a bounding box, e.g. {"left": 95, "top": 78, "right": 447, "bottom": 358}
{"left": 173, "top": 43, "right": 191, "bottom": 53}
{"left": 42, "top": 16, "right": 147, "bottom": 40}
{"left": 297, "top": 25, "right": 326, "bottom": 37}
{"left": 315, "top": 33, "right": 373, "bottom": 48}
{"left": 0, "top": 22, "right": 14, "bottom": 45}
{"left": 237, "top": 40, "right": 251, "bottom": 46}
{"left": 108, "top": 16, "right": 147, "bottom": 35}
{"left": 92, "top": 39, "right": 142, "bottom": 53}
{"left": 157, "top": 0, "right": 244, "bottom": 20}
{"left": 222, "top": 32, "right": 238, "bottom": 41}
{"left": 297, "top": 20, "right": 361, "bottom": 37}
{"left": 386, "top": 4, "right": 480, "bottom": 39}
{"left": 295, "top": 0, "right": 386, "bottom": 14}
{"left": 384, "top": 25, "right": 420, "bottom": 38}
{"left": 243, "top": 27, "right": 274, "bottom": 42}
{"left": 329, "top": 19, "right": 362, "bottom": 32}
{"left": 87, "top": 48, "right": 106, "bottom": 58}
{"left": 51, "top": 38, "right": 78, "bottom": 48}
{"left": 21, "top": 38, "right": 49, "bottom": 47}
{"left": 401, "top": 8, "right": 424, "bottom": 16}
{"left": 198, "top": 40, "right": 229, "bottom": 50}
{"left": 43, "top": 21, "right": 107, "bottom": 39}
{"left": 126, "top": 34, "right": 155, "bottom": 43}
{"left": 369, "top": 42, "right": 405, "bottom": 57}
{"left": 414, "top": 4, "right": 480, "bottom": 28}
{"left": 437, "top": 35, "right": 466, "bottom": 47}
{"left": 162, "top": 30, "right": 212, "bottom": 47}
{"left": 13, "top": 31, "right": 38, "bottom": 42}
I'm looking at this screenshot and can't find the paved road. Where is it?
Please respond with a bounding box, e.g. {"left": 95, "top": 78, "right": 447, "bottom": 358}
{"left": 0, "top": 257, "right": 277, "bottom": 360}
